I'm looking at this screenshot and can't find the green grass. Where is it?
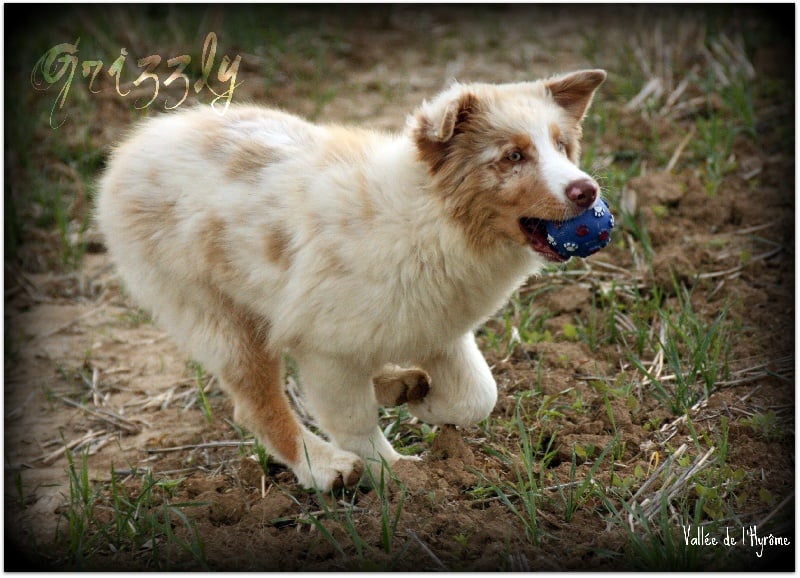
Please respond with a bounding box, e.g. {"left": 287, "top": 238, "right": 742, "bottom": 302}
{"left": 553, "top": 439, "right": 617, "bottom": 524}
{"left": 478, "top": 401, "right": 622, "bottom": 545}
{"left": 740, "top": 412, "right": 785, "bottom": 442}
{"left": 271, "top": 456, "right": 411, "bottom": 570}
{"left": 627, "top": 286, "right": 733, "bottom": 415}
{"left": 59, "top": 447, "right": 209, "bottom": 570}
{"left": 366, "top": 459, "right": 408, "bottom": 555}
{"left": 481, "top": 288, "right": 555, "bottom": 356}
{"left": 693, "top": 114, "right": 737, "bottom": 196}
{"left": 188, "top": 361, "right": 215, "bottom": 423}
{"left": 380, "top": 404, "right": 437, "bottom": 456}
{"left": 485, "top": 408, "right": 545, "bottom": 545}
{"left": 252, "top": 439, "right": 271, "bottom": 473}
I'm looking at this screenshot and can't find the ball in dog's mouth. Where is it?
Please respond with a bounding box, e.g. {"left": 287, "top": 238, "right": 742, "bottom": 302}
{"left": 520, "top": 198, "right": 615, "bottom": 261}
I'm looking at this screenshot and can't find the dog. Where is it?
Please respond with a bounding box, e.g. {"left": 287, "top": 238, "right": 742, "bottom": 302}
{"left": 96, "top": 69, "right": 606, "bottom": 490}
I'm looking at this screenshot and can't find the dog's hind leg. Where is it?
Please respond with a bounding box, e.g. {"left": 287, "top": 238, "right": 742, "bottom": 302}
{"left": 215, "top": 306, "right": 365, "bottom": 491}
{"left": 296, "top": 354, "right": 405, "bottom": 478}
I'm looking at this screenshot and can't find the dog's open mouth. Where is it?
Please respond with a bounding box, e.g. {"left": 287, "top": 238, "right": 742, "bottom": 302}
{"left": 519, "top": 218, "right": 570, "bottom": 263}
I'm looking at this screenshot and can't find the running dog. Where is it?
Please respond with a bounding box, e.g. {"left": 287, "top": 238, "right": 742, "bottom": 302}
{"left": 96, "top": 69, "right": 607, "bottom": 490}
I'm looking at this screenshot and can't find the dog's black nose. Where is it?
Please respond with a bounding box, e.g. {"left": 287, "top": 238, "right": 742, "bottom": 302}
{"left": 566, "top": 179, "right": 598, "bottom": 209}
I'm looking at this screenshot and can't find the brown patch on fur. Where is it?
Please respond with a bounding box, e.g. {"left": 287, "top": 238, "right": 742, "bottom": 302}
{"left": 510, "top": 133, "right": 533, "bottom": 154}
{"left": 203, "top": 215, "right": 238, "bottom": 283}
{"left": 443, "top": 168, "right": 568, "bottom": 251}
{"left": 523, "top": 187, "right": 571, "bottom": 217}
{"left": 306, "top": 211, "right": 326, "bottom": 243}
{"left": 550, "top": 117, "right": 584, "bottom": 164}
{"left": 549, "top": 121, "right": 581, "bottom": 162}
{"left": 219, "top": 300, "right": 301, "bottom": 465}
{"left": 322, "top": 126, "right": 372, "bottom": 165}
{"left": 320, "top": 247, "right": 347, "bottom": 277}
{"left": 549, "top": 123, "right": 562, "bottom": 148}
{"left": 357, "top": 173, "right": 375, "bottom": 221}
{"left": 197, "top": 115, "right": 228, "bottom": 159}
{"left": 204, "top": 215, "right": 227, "bottom": 265}
{"left": 563, "top": 123, "right": 584, "bottom": 164}
{"left": 146, "top": 167, "right": 161, "bottom": 186}
{"left": 264, "top": 227, "right": 293, "bottom": 270}
{"left": 225, "top": 140, "right": 283, "bottom": 183}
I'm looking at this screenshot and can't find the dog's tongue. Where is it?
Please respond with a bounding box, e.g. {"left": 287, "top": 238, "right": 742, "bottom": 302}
{"left": 519, "top": 218, "right": 569, "bottom": 263}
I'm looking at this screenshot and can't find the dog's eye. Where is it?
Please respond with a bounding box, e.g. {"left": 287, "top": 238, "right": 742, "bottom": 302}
{"left": 556, "top": 140, "right": 566, "bottom": 154}
{"left": 507, "top": 151, "right": 524, "bottom": 162}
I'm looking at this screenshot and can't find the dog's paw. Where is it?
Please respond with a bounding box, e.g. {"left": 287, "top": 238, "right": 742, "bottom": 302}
{"left": 407, "top": 371, "right": 431, "bottom": 402}
{"left": 372, "top": 365, "right": 431, "bottom": 407}
{"left": 293, "top": 435, "right": 365, "bottom": 491}
{"left": 395, "top": 369, "right": 430, "bottom": 404}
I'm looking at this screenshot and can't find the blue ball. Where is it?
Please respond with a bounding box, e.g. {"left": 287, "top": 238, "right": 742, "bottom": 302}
{"left": 545, "top": 198, "right": 615, "bottom": 258}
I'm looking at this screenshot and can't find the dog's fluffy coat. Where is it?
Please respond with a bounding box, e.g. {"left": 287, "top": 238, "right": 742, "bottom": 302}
{"left": 97, "top": 69, "right": 606, "bottom": 490}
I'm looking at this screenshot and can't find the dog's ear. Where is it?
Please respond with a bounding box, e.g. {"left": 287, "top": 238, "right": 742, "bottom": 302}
{"left": 411, "top": 86, "right": 481, "bottom": 144}
{"left": 545, "top": 69, "right": 607, "bottom": 124}
{"left": 411, "top": 86, "right": 483, "bottom": 172}
{"left": 427, "top": 98, "right": 460, "bottom": 142}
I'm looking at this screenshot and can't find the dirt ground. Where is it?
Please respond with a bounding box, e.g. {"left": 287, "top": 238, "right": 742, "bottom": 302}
{"left": 4, "top": 5, "right": 795, "bottom": 571}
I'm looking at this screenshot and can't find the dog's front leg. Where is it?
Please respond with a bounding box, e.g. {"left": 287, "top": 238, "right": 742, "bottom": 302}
{"left": 409, "top": 332, "right": 498, "bottom": 427}
{"left": 297, "top": 354, "right": 404, "bottom": 478}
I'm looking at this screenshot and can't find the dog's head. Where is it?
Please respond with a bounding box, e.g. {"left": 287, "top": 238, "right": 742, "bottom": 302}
{"left": 409, "top": 69, "right": 606, "bottom": 260}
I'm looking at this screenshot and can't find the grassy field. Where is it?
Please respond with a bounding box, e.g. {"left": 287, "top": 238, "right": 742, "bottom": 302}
{"left": 5, "top": 4, "right": 794, "bottom": 571}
